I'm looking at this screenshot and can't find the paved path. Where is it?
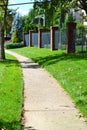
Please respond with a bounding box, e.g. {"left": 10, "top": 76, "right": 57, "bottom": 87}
{"left": 6, "top": 50, "right": 87, "bottom": 130}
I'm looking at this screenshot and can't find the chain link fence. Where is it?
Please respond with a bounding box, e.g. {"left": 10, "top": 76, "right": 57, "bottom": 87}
{"left": 55, "top": 29, "right": 66, "bottom": 50}
{"left": 32, "top": 32, "right": 38, "bottom": 46}
{"left": 55, "top": 28, "right": 87, "bottom": 53}
{"left": 75, "top": 28, "right": 87, "bottom": 52}
{"left": 42, "top": 31, "right": 50, "bottom": 48}
{"left": 24, "top": 27, "right": 87, "bottom": 53}
{"left": 24, "top": 33, "right": 29, "bottom": 46}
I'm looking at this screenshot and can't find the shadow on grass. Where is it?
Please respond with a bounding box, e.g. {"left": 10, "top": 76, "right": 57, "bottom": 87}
{"left": 0, "top": 59, "right": 40, "bottom": 69}
{"left": 0, "top": 59, "right": 20, "bottom": 67}
{"left": 32, "top": 52, "right": 87, "bottom": 67}
{"left": 0, "top": 120, "right": 22, "bottom": 130}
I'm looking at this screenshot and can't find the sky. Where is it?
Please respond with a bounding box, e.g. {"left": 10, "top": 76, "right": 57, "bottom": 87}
{"left": 9, "top": 0, "right": 34, "bottom": 16}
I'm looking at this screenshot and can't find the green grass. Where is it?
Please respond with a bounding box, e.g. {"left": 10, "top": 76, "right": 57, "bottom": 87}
{"left": 76, "top": 45, "right": 87, "bottom": 52}
{"left": 11, "top": 47, "right": 87, "bottom": 119}
{"left": 0, "top": 54, "right": 23, "bottom": 130}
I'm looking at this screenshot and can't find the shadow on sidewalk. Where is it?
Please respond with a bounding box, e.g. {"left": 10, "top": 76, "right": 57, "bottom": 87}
{"left": 20, "top": 61, "right": 40, "bottom": 69}
{"left": 24, "top": 126, "right": 37, "bottom": 130}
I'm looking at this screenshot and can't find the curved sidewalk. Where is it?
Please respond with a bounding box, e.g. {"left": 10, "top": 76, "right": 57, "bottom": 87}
{"left": 6, "top": 50, "right": 87, "bottom": 130}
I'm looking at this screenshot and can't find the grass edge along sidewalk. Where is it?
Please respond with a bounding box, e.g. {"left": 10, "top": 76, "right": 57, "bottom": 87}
{"left": 0, "top": 54, "right": 23, "bottom": 130}
{"left": 11, "top": 46, "right": 87, "bottom": 121}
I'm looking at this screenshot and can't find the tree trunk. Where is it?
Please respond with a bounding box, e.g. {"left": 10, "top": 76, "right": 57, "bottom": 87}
{"left": 0, "top": 25, "right": 5, "bottom": 60}
{"left": 0, "top": 0, "right": 8, "bottom": 60}
{"left": 60, "top": 10, "right": 65, "bottom": 28}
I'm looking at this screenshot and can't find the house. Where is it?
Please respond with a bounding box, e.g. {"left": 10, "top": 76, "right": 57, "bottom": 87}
{"left": 70, "top": 8, "right": 87, "bottom": 26}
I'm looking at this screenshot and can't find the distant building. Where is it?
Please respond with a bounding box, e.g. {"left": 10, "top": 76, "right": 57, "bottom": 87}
{"left": 33, "top": 17, "right": 43, "bottom": 25}
{"left": 33, "top": 14, "right": 45, "bottom": 26}
{"left": 70, "top": 8, "right": 87, "bottom": 25}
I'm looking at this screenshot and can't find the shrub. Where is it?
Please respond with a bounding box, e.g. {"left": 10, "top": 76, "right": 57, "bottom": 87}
{"left": 5, "top": 42, "right": 24, "bottom": 49}
{"left": 12, "top": 30, "right": 21, "bottom": 43}
{"left": 76, "top": 22, "right": 86, "bottom": 29}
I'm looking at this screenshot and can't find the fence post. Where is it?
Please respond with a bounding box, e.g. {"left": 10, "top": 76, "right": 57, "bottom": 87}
{"left": 23, "top": 33, "right": 27, "bottom": 46}
{"left": 29, "top": 30, "right": 34, "bottom": 47}
{"left": 50, "top": 26, "right": 58, "bottom": 51}
{"left": 66, "top": 22, "right": 76, "bottom": 53}
{"left": 38, "top": 28, "right": 45, "bottom": 48}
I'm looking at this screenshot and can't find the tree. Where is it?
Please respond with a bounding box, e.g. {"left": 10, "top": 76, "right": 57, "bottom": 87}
{"left": 22, "top": 8, "right": 40, "bottom": 32}
{"left": 0, "top": 0, "right": 8, "bottom": 60}
{"left": 5, "top": 9, "right": 16, "bottom": 37}
{"left": 34, "top": 0, "right": 53, "bottom": 27}
{"left": 34, "top": 0, "right": 87, "bottom": 28}
{"left": 50, "top": 0, "right": 87, "bottom": 15}
{"left": 12, "top": 29, "right": 21, "bottom": 43}
{"left": 11, "top": 13, "right": 22, "bottom": 42}
{"left": 33, "top": 0, "right": 69, "bottom": 27}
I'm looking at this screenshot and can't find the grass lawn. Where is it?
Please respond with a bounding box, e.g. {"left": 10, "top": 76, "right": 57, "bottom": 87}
{"left": 10, "top": 46, "right": 87, "bottom": 120}
{"left": 0, "top": 54, "right": 23, "bottom": 130}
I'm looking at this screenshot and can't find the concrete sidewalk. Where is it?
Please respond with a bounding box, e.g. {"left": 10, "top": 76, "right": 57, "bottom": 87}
{"left": 6, "top": 50, "right": 87, "bottom": 130}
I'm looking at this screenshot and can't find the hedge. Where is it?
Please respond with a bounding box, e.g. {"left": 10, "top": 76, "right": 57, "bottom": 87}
{"left": 5, "top": 42, "right": 24, "bottom": 49}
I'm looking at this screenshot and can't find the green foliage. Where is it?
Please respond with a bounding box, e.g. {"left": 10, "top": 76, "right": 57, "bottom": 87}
{"left": 33, "top": 0, "right": 71, "bottom": 27}
{"left": 22, "top": 8, "right": 39, "bottom": 32}
{"left": 11, "top": 13, "right": 22, "bottom": 41}
{"left": 42, "top": 26, "right": 50, "bottom": 31}
{"left": 12, "top": 30, "right": 21, "bottom": 43}
{"left": 5, "top": 9, "right": 16, "bottom": 36}
{"left": 61, "top": 22, "right": 67, "bottom": 29}
{"left": 0, "top": 54, "right": 23, "bottom": 129}
{"left": 62, "top": 13, "right": 76, "bottom": 29}
{"left": 5, "top": 42, "right": 24, "bottom": 49}
{"left": 22, "top": 0, "right": 86, "bottom": 31}
{"left": 23, "top": 23, "right": 38, "bottom": 33}
{"left": 76, "top": 22, "right": 86, "bottom": 29}
{"left": 0, "top": 11, "right": 4, "bottom": 24}
{"left": 66, "top": 13, "right": 76, "bottom": 23}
